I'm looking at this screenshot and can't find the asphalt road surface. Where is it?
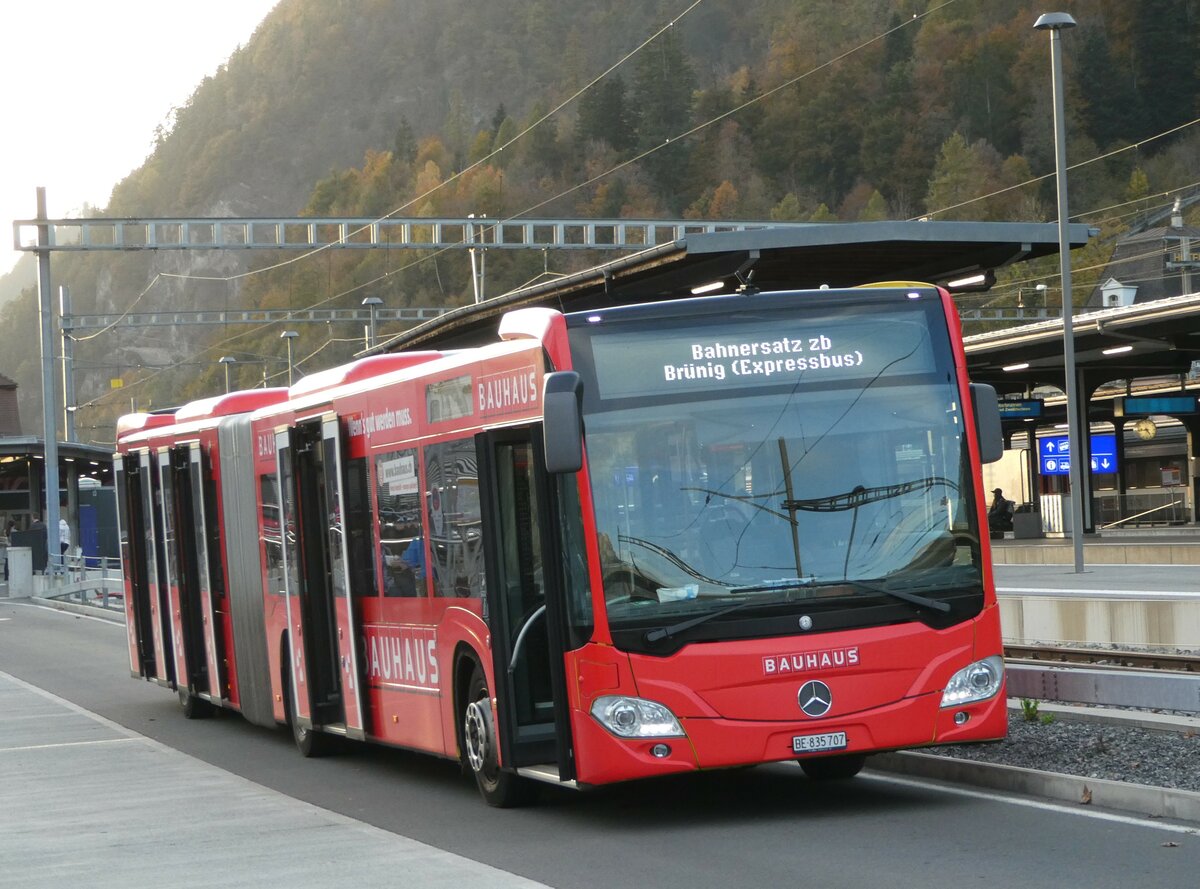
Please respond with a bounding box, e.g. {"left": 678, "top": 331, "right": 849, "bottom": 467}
{"left": 2, "top": 599, "right": 1197, "bottom": 888}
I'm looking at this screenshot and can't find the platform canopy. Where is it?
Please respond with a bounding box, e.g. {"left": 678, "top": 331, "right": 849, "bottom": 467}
{"left": 965, "top": 291, "right": 1200, "bottom": 394}
{"left": 372, "top": 220, "right": 1092, "bottom": 353}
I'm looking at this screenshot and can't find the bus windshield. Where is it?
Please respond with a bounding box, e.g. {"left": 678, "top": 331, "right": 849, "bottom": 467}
{"left": 567, "top": 288, "right": 984, "bottom": 652}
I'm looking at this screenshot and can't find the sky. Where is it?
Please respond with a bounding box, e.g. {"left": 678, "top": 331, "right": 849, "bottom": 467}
{"left": 0, "top": 0, "right": 280, "bottom": 278}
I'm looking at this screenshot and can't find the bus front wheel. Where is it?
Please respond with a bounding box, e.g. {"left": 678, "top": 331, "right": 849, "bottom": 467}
{"left": 462, "top": 663, "right": 534, "bottom": 807}
{"left": 799, "top": 753, "right": 867, "bottom": 781}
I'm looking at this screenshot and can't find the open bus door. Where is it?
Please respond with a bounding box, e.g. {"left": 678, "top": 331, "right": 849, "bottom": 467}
{"left": 477, "top": 427, "right": 575, "bottom": 784}
{"left": 158, "top": 447, "right": 212, "bottom": 707}
{"left": 276, "top": 416, "right": 366, "bottom": 748}
{"left": 115, "top": 454, "right": 156, "bottom": 679}
{"left": 137, "top": 450, "right": 174, "bottom": 687}
{"left": 186, "top": 443, "right": 227, "bottom": 705}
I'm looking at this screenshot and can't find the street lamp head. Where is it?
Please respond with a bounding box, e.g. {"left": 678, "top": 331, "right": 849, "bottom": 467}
{"left": 218, "top": 355, "right": 236, "bottom": 365}
{"left": 1034, "top": 12, "right": 1076, "bottom": 30}
{"left": 280, "top": 330, "right": 298, "bottom": 340}
{"left": 361, "top": 296, "right": 383, "bottom": 307}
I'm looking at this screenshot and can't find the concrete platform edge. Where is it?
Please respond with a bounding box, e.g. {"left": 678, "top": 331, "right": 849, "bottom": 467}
{"left": 28, "top": 595, "right": 125, "bottom": 623}
{"left": 870, "top": 750, "right": 1200, "bottom": 824}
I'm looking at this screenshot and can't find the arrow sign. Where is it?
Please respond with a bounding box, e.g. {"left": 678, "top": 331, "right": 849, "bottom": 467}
{"left": 1039, "top": 433, "right": 1118, "bottom": 476}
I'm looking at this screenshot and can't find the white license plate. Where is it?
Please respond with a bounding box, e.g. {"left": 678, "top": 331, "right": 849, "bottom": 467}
{"left": 792, "top": 731, "right": 848, "bottom": 754}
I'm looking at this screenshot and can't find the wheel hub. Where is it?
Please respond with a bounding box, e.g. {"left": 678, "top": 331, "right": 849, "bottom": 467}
{"left": 464, "top": 699, "right": 491, "bottom": 773}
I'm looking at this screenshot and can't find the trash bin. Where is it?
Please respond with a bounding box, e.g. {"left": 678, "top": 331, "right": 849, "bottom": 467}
{"left": 1012, "top": 505, "right": 1044, "bottom": 539}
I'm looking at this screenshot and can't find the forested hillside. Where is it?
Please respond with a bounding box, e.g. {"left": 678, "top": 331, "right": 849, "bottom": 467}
{"left": 2, "top": 0, "right": 1198, "bottom": 442}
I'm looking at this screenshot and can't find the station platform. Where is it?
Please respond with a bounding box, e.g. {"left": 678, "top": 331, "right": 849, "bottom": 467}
{"left": 990, "top": 526, "right": 1200, "bottom": 565}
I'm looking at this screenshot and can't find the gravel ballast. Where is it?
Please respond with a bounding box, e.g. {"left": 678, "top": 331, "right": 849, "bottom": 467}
{"left": 924, "top": 710, "right": 1200, "bottom": 793}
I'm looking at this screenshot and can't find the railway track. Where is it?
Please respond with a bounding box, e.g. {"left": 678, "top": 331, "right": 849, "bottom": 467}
{"left": 1004, "top": 643, "right": 1200, "bottom": 673}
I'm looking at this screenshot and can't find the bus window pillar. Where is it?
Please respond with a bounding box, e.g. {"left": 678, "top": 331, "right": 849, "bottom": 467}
{"left": 1113, "top": 418, "right": 1129, "bottom": 525}
{"left": 1076, "top": 371, "right": 1103, "bottom": 535}
{"left": 1182, "top": 416, "right": 1200, "bottom": 525}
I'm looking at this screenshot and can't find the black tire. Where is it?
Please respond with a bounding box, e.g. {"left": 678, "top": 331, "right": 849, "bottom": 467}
{"left": 799, "top": 753, "right": 867, "bottom": 781}
{"left": 462, "top": 663, "right": 535, "bottom": 807}
{"left": 178, "top": 688, "right": 214, "bottom": 719}
{"left": 282, "top": 657, "right": 334, "bottom": 758}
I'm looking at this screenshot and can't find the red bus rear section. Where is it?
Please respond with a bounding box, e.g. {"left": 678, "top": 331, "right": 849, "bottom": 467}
{"left": 115, "top": 285, "right": 1007, "bottom": 806}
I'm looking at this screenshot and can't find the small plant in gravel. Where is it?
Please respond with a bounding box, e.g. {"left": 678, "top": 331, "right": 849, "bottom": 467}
{"left": 1039, "top": 712, "right": 1056, "bottom": 726}
{"left": 1021, "top": 698, "right": 1041, "bottom": 722}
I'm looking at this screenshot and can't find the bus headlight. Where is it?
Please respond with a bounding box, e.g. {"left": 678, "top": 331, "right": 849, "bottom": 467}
{"left": 940, "top": 655, "right": 1004, "bottom": 708}
{"left": 590, "top": 695, "right": 685, "bottom": 738}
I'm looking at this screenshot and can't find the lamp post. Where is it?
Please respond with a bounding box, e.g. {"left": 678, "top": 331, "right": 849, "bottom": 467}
{"left": 280, "top": 331, "right": 299, "bottom": 386}
{"left": 362, "top": 296, "right": 383, "bottom": 349}
{"left": 218, "top": 356, "right": 236, "bottom": 393}
{"left": 1035, "top": 11, "right": 1084, "bottom": 573}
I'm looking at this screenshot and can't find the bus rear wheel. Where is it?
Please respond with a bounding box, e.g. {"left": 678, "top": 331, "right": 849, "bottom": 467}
{"left": 178, "top": 688, "right": 214, "bottom": 719}
{"left": 462, "top": 663, "right": 534, "bottom": 808}
{"left": 283, "top": 658, "right": 334, "bottom": 758}
{"left": 799, "top": 753, "right": 867, "bottom": 781}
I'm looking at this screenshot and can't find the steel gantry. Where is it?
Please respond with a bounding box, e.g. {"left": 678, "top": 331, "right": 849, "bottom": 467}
{"left": 13, "top": 194, "right": 1090, "bottom": 566}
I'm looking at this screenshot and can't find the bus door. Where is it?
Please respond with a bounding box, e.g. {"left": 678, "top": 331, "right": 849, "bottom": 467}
{"left": 138, "top": 450, "right": 173, "bottom": 687}
{"left": 116, "top": 454, "right": 156, "bottom": 679}
{"left": 277, "top": 417, "right": 363, "bottom": 737}
{"left": 158, "top": 448, "right": 203, "bottom": 693}
{"left": 180, "top": 443, "right": 225, "bottom": 703}
{"left": 477, "top": 427, "right": 575, "bottom": 780}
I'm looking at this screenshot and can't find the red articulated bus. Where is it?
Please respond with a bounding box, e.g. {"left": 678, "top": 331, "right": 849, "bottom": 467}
{"left": 115, "top": 284, "right": 1008, "bottom": 806}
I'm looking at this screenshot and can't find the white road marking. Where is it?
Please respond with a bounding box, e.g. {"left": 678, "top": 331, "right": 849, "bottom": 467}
{"left": 864, "top": 773, "right": 1200, "bottom": 836}
{"left": 0, "top": 737, "right": 138, "bottom": 754}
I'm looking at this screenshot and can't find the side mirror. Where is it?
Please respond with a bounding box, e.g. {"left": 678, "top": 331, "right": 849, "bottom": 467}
{"left": 970, "top": 383, "right": 1004, "bottom": 464}
{"left": 543, "top": 371, "right": 584, "bottom": 474}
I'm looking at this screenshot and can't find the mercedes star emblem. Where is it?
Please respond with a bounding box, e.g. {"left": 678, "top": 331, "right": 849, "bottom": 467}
{"left": 797, "top": 680, "right": 832, "bottom": 718}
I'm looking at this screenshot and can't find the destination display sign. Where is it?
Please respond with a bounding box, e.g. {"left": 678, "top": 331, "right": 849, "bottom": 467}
{"left": 588, "top": 309, "right": 939, "bottom": 401}
{"left": 1121, "top": 395, "right": 1198, "bottom": 415}
{"left": 997, "top": 399, "right": 1044, "bottom": 418}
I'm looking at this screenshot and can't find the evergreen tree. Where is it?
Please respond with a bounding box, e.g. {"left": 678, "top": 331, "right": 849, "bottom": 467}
{"left": 1128, "top": 0, "right": 1199, "bottom": 138}
{"left": 925, "top": 132, "right": 999, "bottom": 220}
{"left": 629, "top": 28, "right": 696, "bottom": 207}
{"left": 393, "top": 116, "right": 417, "bottom": 165}
{"left": 1075, "top": 27, "right": 1140, "bottom": 147}
{"left": 860, "top": 190, "right": 889, "bottom": 221}
{"left": 491, "top": 103, "right": 508, "bottom": 138}
{"left": 770, "top": 193, "right": 803, "bottom": 222}
{"left": 578, "top": 76, "right": 633, "bottom": 153}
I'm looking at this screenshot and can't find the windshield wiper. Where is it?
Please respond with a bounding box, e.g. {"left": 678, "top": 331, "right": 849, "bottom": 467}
{"left": 730, "top": 578, "right": 814, "bottom": 595}
{"left": 644, "top": 596, "right": 773, "bottom": 643}
{"left": 845, "top": 579, "right": 951, "bottom": 614}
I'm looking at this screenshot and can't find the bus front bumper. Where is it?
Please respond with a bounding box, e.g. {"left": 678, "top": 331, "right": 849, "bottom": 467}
{"left": 570, "top": 683, "right": 1007, "bottom": 787}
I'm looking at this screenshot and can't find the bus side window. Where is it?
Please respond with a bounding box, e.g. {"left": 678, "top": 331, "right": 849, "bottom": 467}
{"left": 374, "top": 448, "right": 423, "bottom": 597}
{"left": 425, "top": 438, "right": 485, "bottom": 599}
{"left": 344, "top": 455, "right": 376, "bottom": 598}
{"left": 260, "top": 474, "right": 284, "bottom": 595}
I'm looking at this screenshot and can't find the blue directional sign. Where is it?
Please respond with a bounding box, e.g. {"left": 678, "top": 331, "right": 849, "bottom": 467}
{"left": 1089, "top": 434, "right": 1117, "bottom": 474}
{"left": 1039, "top": 434, "right": 1118, "bottom": 476}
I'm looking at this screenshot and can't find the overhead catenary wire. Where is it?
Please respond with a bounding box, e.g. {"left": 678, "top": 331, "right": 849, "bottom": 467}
{"left": 76, "top": 1, "right": 1200, "bottom": 418}
{"left": 158, "top": 0, "right": 710, "bottom": 285}
{"left": 919, "top": 116, "right": 1200, "bottom": 222}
